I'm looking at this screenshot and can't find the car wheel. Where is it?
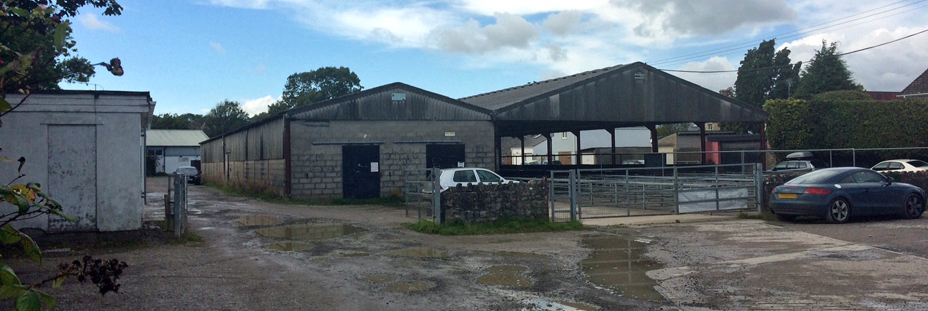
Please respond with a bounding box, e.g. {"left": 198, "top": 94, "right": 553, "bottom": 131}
{"left": 825, "top": 198, "right": 851, "bottom": 224}
{"left": 775, "top": 213, "right": 796, "bottom": 222}
{"left": 903, "top": 194, "right": 924, "bottom": 219}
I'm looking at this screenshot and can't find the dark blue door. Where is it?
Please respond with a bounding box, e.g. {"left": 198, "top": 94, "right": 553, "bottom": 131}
{"left": 342, "top": 145, "right": 380, "bottom": 199}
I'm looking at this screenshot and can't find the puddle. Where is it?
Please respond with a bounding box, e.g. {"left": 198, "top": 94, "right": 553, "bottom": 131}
{"left": 579, "top": 234, "right": 665, "bottom": 302}
{"left": 496, "top": 251, "right": 549, "bottom": 259}
{"left": 358, "top": 274, "right": 396, "bottom": 284}
{"left": 264, "top": 241, "right": 313, "bottom": 252}
{"left": 387, "top": 247, "right": 450, "bottom": 259}
{"left": 476, "top": 265, "right": 533, "bottom": 288}
{"left": 255, "top": 224, "right": 366, "bottom": 240}
{"left": 525, "top": 298, "right": 599, "bottom": 311}
{"left": 385, "top": 280, "right": 436, "bottom": 293}
{"left": 235, "top": 215, "right": 282, "bottom": 227}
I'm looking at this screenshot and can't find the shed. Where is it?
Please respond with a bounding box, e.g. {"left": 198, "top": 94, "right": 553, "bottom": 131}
{"left": 146, "top": 129, "right": 209, "bottom": 174}
{"left": 200, "top": 83, "right": 493, "bottom": 200}
{"left": 0, "top": 91, "right": 154, "bottom": 232}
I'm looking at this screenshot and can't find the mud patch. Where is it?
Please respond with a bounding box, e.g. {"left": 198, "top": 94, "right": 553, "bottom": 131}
{"left": 477, "top": 265, "right": 533, "bottom": 288}
{"left": 387, "top": 247, "right": 450, "bottom": 259}
{"left": 255, "top": 224, "right": 366, "bottom": 240}
{"left": 580, "top": 234, "right": 665, "bottom": 301}
{"left": 386, "top": 280, "right": 436, "bottom": 293}
{"left": 264, "top": 241, "right": 312, "bottom": 252}
{"left": 496, "top": 251, "right": 549, "bottom": 259}
{"left": 235, "top": 215, "right": 282, "bottom": 227}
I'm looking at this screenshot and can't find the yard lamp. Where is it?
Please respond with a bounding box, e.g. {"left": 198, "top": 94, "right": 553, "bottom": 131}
{"left": 92, "top": 58, "right": 124, "bottom": 76}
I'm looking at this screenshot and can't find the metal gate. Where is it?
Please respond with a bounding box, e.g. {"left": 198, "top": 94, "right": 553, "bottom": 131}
{"left": 551, "top": 164, "right": 763, "bottom": 222}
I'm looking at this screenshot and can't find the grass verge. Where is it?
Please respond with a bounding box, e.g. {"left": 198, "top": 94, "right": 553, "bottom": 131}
{"left": 208, "top": 184, "right": 404, "bottom": 206}
{"left": 408, "top": 217, "right": 584, "bottom": 235}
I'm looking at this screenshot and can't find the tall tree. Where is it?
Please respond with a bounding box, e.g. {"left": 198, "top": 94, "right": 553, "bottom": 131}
{"left": 269, "top": 66, "right": 363, "bottom": 114}
{"left": 150, "top": 113, "right": 206, "bottom": 130}
{"left": 793, "top": 40, "right": 860, "bottom": 99}
{"left": 1, "top": 0, "right": 123, "bottom": 94}
{"left": 203, "top": 100, "right": 249, "bottom": 137}
{"left": 727, "top": 39, "right": 801, "bottom": 133}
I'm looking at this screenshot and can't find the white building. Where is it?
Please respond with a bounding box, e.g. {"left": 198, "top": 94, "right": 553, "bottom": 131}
{"left": 0, "top": 91, "right": 154, "bottom": 232}
{"left": 146, "top": 129, "right": 209, "bottom": 174}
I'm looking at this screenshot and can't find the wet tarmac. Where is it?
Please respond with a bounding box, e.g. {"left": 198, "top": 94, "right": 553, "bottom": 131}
{"left": 476, "top": 265, "right": 533, "bottom": 288}
{"left": 255, "top": 223, "right": 366, "bottom": 240}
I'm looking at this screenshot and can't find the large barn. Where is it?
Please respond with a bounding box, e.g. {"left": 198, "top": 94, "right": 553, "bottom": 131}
{"left": 201, "top": 62, "right": 768, "bottom": 200}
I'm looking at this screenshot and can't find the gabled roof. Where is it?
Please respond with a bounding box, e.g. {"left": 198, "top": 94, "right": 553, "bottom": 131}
{"left": 460, "top": 64, "right": 627, "bottom": 110}
{"left": 901, "top": 67, "right": 928, "bottom": 96}
{"left": 147, "top": 130, "right": 209, "bottom": 147}
{"left": 287, "top": 82, "right": 491, "bottom": 121}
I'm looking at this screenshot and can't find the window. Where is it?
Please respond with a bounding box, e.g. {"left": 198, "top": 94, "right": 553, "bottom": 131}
{"left": 786, "top": 162, "right": 800, "bottom": 169}
{"left": 452, "top": 170, "right": 477, "bottom": 183}
{"left": 774, "top": 162, "right": 789, "bottom": 170}
{"left": 839, "top": 175, "right": 857, "bottom": 184}
{"left": 908, "top": 160, "right": 928, "bottom": 168}
{"left": 796, "top": 162, "right": 808, "bottom": 169}
{"left": 889, "top": 162, "right": 905, "bottom": 170}
{"left": 872, "top": 162, "right": 890, "bottom": 170}
{"left": 707, "top": 123, "right": 714, "bottom": 130}
{"left": 476, "top": 169, "right": 502, "bottom": 183}
{"left": 852, "top": 171, "right": 885, "bottom": 183}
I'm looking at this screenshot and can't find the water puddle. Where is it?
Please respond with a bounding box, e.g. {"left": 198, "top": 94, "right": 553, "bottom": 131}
{"left": 235, "top": 215, "right": 282, "bottom": 227}
{"left": 476, "top": 265, "right": 533, "bottom": 288}
{"left": 387, "top": 247, "right": 450, "bottom": 259}
{"left": 264, "top": 241, "right": 312, "bottom": 252}
{"left": 385, "top": 280, "right": 436, "bottom": 293}
{"left": 358, "top": 274, "right": 396, "bottom": 284}
{"left": 255, "top": 224, "right": 366, "bottom": 240}
{"left": 579, "top": 234, "right": 665, "bottom": 301}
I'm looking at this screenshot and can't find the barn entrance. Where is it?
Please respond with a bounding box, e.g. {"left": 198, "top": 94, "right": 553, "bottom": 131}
{"left": 342, "top": 145, "right": 380, "bottom": 199}
{"left": 426, "top": 144, "right": 465, "bottom": 169}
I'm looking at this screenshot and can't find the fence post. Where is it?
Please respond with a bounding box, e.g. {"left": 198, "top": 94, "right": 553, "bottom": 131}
{"left": 673, "top": 166, "right": 680, "bottom": 214}
{"left": 755, "top": 163, "right": 764, "bottom": 213}
{"left": 431, "top": 167, "right": 441, "bottom": 225}
{"left": 715, "top": 166, "right": 720, "bottom": 211}
{"left": 852, "top": 148, "right": 857, "bottom": 167}
{"left": 172, "top": 173, "right": 187, "bottom": 238}
{"left": 549, "top": 170, "right": 555, "bottom": 222}
{"left": 569, "top": 169, "right": 577, "bottom": 222}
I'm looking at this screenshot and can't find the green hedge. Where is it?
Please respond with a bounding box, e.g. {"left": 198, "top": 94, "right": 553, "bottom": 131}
{"left": 764, "top": 95, "right": 928, "bottom": 166}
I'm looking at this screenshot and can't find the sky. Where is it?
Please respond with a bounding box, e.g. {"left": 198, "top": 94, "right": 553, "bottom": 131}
{"left": 61, "top": 0, "right": 928, "bottom": 116}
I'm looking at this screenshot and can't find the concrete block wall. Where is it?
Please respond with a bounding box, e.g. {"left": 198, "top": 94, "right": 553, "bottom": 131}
{"left": 290, "top": 120, "right": 495, "bottom": 200}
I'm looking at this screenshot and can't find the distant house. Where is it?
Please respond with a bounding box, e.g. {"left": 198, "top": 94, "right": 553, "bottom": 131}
{"left": 899, "top": 67, "right": 928, "bottom": 99}
{"left": 0, "top": 91, "right": 154, "bottom": 232}
{"left": 146, "top": 129, "right": 209, "bottom": 174}
{"left": 532, "top": 127, "right": 652, "bottom": 165}
{"left": 658, "top": 131, "right": 761, "bottom": 165}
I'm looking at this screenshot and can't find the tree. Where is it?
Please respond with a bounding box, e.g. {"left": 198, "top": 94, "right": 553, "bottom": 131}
{"left": 269, "top": 66, "right": 363, "bottom": 114}
{"left": 203, "top": 100, "right": 249, "bottom": 137}
{"left": 793, "top": 40, "right": 860, "bottom": 99}
{"left": 151, "top": 113, "right": 205, "bottom": 130}
{"left": 656, "top": 123, "right": 692, "bottom": 138}
{"left": 727, "top": 39, "right": 801, "bottom": 133}
{"left": 1, "top": 0, "right": 123, "bottom": 96}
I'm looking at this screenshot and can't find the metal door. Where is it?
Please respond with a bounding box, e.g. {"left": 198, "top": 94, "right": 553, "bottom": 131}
{"left": 342, "top": 145, "right": 380, "bottom": 199}
{"left": 426, "top": 144, "right": 465, "bottom": 169}
{"left": 47, "top": 125, "right": 97, "bottom": 231}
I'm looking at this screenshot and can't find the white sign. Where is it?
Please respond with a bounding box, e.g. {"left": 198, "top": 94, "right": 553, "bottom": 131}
{"left": 457, "top": 162, "right": 465, "bottom": 168}
{"left": 371, "top": 162, "right": 379, "bottom": 172}
{"left": 445, "top": 132, "right": 456, "bottom": 137}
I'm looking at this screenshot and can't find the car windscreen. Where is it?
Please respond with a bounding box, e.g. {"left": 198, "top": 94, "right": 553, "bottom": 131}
{"left": 907, "top": 160, "right": 928, "bottom": 168}
{"left": 786, "top": 169, "right": 839, "bottom": 185}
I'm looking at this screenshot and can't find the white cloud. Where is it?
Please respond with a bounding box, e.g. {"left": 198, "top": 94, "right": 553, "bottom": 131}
{"left": 428, "top": 13, "right": 539, "bottom": 54}
{"left": 543, "top": 10, "right": 583, "bottom": 36}
{"left": 78, "top": 15, "right": 119, "bottom": 32}
{"left": 209, "top": 42, "right": 227, "bottom": 55}
{"left": 242, "top": 96, "right": 278, "bottom": 116}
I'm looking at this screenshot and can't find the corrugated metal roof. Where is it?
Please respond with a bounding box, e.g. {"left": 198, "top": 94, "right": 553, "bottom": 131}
{"left": 288, "top": 82, "right": 491, "bottom": 121}
{"left": 460, "top": 64, "right": 627, "bottom": 110}
{"left": 147, "top": 130, "right": 209, "bottom": 147}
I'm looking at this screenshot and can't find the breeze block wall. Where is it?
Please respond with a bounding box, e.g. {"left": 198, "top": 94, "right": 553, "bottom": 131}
{"left": 440, "top": 180, "right": 549, "bottom": 223}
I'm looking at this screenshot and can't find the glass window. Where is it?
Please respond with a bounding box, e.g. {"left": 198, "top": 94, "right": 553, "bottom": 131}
{"left": 788, "top": 169, "right": 839, "bottom": 185}
{"left": 907, "top": 160, "right": 928, "bottom": 168}
{"left": 797, "top": 162, "right": 808, "bottom": 169}
{"left": 811, "top": 160, "right": 829, "bottom": 169}
{"left": 452, "top": 170, "right": 477, "bottom": 183}
{"left": 787, "top": 162, "right": 799, "bottom": 169}
{"left": 839, "top": 175, "right": 857, "bottom": 184}
{"left": 889, "top": 162, "right": 905, "bottom": 170}
{"left": 774, "top": 162, "right": 789, "bottom": 170}
{"left": 476, "top": 169, "right": 502, "bottom": 183}
{"left": 872, "top": 162, "right": 890, "bottom": 170}
{"left": 852, "top": 171, "right": 885, "bottom": 183}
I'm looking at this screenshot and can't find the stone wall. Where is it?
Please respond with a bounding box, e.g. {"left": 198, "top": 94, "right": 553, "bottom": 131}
{"left": 441, "top": 180, "right": 549, "bottom": 223}
{"left": 290, "top": 120, "right": 495, "bottom": 200}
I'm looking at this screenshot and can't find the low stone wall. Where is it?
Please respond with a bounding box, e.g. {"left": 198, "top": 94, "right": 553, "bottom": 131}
{"left": 440, "top": 180, "right": 549, "bottom": 223}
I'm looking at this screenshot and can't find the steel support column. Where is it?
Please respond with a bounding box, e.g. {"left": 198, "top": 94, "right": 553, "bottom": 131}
{"left": 609, "top": 128, "right": 616, "bottom": 165}
{"left": 573, "top": 130, "right": 581, "bottom": 167}
{"left": 697, "top": 122, "right": 706, "bottom": 164}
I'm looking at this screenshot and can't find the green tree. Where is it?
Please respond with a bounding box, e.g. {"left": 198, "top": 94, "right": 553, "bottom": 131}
{"left": 793, "top": 40, "right": 860, "bottom": 99}
{"left": 1, "top": 0, "right": 122, "bottom": 94}
{"left": 656, "top": 123, "right": 692, "bottom": 138}
{"left": 151, "top": 113, "right": 206, "bottom": 130}
{"left": 269, "top": 66, "right": 363, "bottom": 114}
{"left": 203, "top": 100, "right": 249, "bottom": 137}
{"left": 727, "top": 39, "right": 801, "bottom": 134}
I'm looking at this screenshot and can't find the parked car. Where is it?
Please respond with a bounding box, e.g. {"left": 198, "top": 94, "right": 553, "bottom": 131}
{"left": 175, "top": 166, "right": 201, "bottom": 185}
{"left": 769, "top": 167, "right": 925, "bottom": 223}
{"left": 425, "top": 167, "right": 517, "bottom": 193}
{"left": 768, "top": 152, "right": 830, "bottom": 174}
{"left": 870, "top": 159, "right": 928, "bottom": 173}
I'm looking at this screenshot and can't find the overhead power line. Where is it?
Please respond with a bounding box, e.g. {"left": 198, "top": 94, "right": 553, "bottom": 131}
{"left": 660, "top": 27, "right": 928, "bottom": 74}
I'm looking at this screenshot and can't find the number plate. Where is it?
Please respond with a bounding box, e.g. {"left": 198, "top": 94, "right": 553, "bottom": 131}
{"left": 778, "top": 193, "right": 798, "bottom": 199}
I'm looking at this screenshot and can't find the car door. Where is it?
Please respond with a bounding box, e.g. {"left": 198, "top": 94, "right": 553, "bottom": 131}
{"left": 851, "top": 171, "right": 894, "bottom": 215}
{"left": 838, "top": 174, "right": 873, "bottom": 216}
